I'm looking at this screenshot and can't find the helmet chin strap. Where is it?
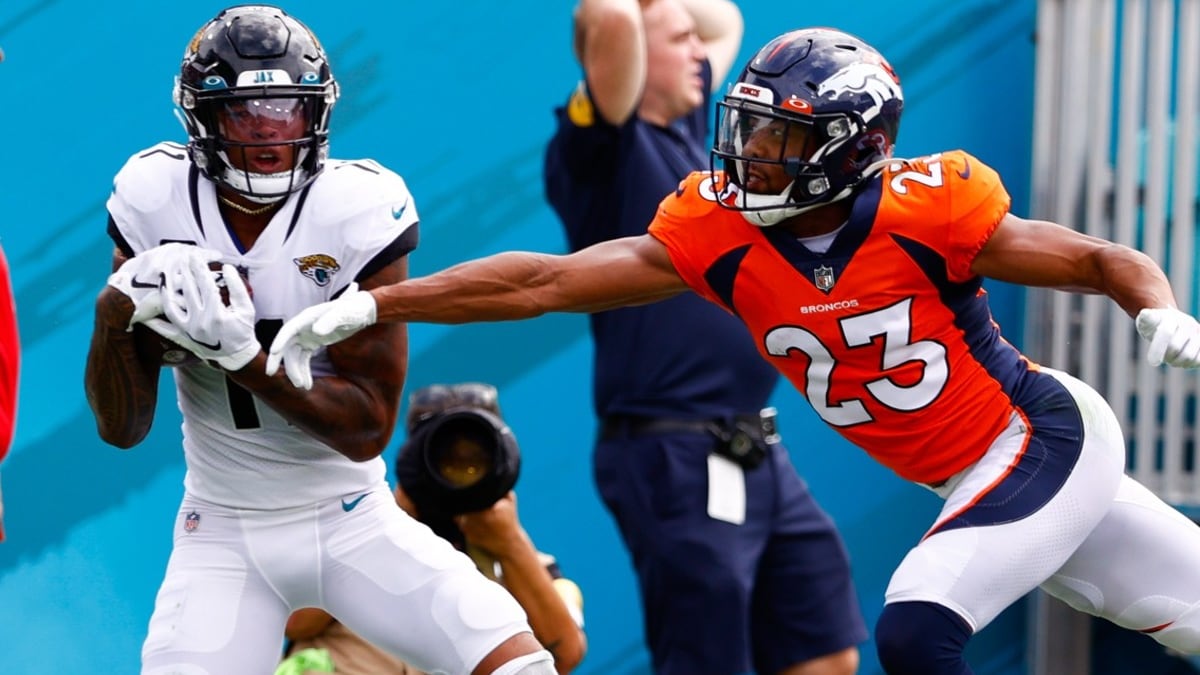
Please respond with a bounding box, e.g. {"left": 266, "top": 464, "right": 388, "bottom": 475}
{"left": 736, "top": 181, "right": 842, "bottom": 227}
{"left": 217, "top": 147, "right": 310, "bottom": 203}
{"left": 737, "top": 159, "right": 893, "bottom": 227}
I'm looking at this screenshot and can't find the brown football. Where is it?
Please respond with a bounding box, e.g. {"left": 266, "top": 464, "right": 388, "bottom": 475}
{"left": 133, "top": 322, "right": 201, "bottom": 368}
{"left": 212, "top": 263, "right": 253, "bottom": 305}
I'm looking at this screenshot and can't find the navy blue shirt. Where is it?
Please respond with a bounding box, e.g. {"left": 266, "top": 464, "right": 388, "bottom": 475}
{"left": 544, "top": 61, "right": 779, "bottom": 419}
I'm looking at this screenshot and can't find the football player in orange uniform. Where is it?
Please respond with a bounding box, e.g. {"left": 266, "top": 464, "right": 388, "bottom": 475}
{"left": 269, "top": 28, "right": 1200, "bottom": 674}
{"left": 0, "top": 244, "right": 18, "bottom": 543}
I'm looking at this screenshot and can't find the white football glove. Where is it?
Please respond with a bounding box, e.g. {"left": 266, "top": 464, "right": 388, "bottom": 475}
{"left": 265, "top": 284, "right": 378, "bottom": 390}
{"left": 1136, "top": 307, "right": 1200, "bottom": 368}
{"left": 145, "top": 259, "right": 259, "bottom": 371}
{"left": 106, "top": 243, "right": 223, "bottom": 330}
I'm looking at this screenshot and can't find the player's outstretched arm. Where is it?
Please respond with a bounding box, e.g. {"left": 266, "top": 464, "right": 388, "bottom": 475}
{"left": 972, "top": 212, "right": 1200, "bottom": 367}
{"left": 266, "top": 235, "right": 685, "bottom": 389}
{"left": 373, "top": 233, "right": 686, "bottom": 323}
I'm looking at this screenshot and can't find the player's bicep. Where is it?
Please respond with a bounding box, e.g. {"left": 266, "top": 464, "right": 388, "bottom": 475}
{"left": 971, "top": 213, "right": 1110, "bottom": 291}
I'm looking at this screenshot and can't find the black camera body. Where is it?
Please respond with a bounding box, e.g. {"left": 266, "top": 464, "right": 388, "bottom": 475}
{"left": 395, "top": 405, "right": 521, "bottom": 518}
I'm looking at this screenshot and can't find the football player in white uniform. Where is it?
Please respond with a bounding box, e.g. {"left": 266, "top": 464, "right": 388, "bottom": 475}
{"left": 84, "top": 6, "right": 553, "bottom": 675}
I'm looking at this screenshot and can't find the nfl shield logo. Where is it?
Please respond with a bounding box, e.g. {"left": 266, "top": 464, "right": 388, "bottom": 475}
{"left": 184, "top": 511, "right": 201, "bottom": 533}
{"left": 814, "top": 265, "right": 836, "bottom": 292}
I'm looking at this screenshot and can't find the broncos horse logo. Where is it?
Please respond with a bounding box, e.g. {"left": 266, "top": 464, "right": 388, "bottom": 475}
{"left": 817, "top": 61, "right": 903, "bottom": 124}
{"left": 293, "top": 254, "right": 341, "bottom": 287}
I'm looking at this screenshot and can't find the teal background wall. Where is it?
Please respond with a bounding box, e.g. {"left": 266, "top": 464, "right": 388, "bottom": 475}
{"left": 0, "top": 1, "right": 1035, "bottom": 673}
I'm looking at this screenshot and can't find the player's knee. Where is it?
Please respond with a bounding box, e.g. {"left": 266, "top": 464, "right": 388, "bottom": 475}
{"left": 875, "top": 601, "right": 972, "bottom": 675}
{"left": 486, "top": 649, "right": 556, "bottom": 675}
{"left": 1147, "top": 601, "right": 1200, "bottom": 654}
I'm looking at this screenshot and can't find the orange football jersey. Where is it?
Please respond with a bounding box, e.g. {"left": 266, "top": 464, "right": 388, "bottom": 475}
{"left": 649, "top": 150, "right": 1033, "bottom": 484}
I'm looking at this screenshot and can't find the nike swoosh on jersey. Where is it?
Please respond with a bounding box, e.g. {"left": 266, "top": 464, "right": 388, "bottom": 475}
{"left": 391, "top": 199, "right": 409, "bottom": 220}
{"left": 957, "top": 160, "right": 971, "bottom": 180}
{"left": 131, "top": 275, "right": 159, "bottom": 289}
{"left": 341, "top": 493, "right": 369, "bottom": 512}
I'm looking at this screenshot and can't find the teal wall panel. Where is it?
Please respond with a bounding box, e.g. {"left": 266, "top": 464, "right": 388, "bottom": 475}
{"left": 0, "top": 1, "right": 1035, "bottom": 673}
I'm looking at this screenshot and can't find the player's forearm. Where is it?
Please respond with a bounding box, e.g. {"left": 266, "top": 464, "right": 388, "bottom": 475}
{"left": 231, "top": 352, "right": 401, "bottom": 462}
{"left": 1092, "top": 244, "right": 1178, "bottom": 318}
{"left": 370, "top": 252, "right": 562, "bottom": 324}
{"left": 84, "top": 291, "right": 158, "bottom": 448}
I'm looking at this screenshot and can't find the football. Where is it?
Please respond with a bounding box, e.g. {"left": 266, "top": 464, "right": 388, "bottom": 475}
{"left": 133, "top": 322, "right": 201, "bottom": 368}
{"left": 213, "top": 263, "right": 254, "bottom": 305}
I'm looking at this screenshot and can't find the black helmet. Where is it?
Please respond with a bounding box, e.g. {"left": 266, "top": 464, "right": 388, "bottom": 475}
{"left": 173, "top": 5, "right": 339, "bottom": 202}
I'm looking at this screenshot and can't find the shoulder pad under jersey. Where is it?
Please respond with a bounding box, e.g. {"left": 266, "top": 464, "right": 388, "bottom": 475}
{"left": 658, "top": 171, "right": 730, "bottom": 221}
{"left": 110, "top": 142, "right": 191, "bottom": 215}
{"left": 305, "top": 158, "right": 418, "bottom": 228}
{"left": 878, "top": 150, "right": 1009, "bottom": 226}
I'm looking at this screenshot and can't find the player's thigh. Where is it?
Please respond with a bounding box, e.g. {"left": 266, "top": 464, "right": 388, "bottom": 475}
{"left": 886, "top": 370, "right": 1125, "bottom": 631}
{"left": 752, "top": 449, "right": 867, "bottom": 671}
{"left": 1044, "top": 474, "right": 1200, "bottom": 630}
{"left": 322, "top": 492, "right": 531, "bottom": 675}
{"left": 142, "top": 508, "right": 290, "bottom": 675}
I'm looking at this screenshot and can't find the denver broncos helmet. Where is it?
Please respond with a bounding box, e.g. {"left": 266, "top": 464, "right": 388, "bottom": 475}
{"left": 711, "top": 28, "right": 903, "bottom": 226}
{"left": 174, "top": 5, "right": 339, "bottom": 203}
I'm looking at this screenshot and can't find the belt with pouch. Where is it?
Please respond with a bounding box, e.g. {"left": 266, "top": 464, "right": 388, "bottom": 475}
{"left": 599, "top": 408, "right": 781, "bottom": 469}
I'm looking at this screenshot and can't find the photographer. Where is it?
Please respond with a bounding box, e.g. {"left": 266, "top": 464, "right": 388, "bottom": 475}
{"left": 280, "top": 383, "right": 587, "bottom": 675}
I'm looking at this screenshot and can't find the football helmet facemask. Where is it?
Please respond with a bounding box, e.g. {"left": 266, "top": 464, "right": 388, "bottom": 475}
{"left": 174, "top": 5, "right": 339, "bottom": 203}
{"left": 711, "top": 27, "right": 903, "bottom": 226}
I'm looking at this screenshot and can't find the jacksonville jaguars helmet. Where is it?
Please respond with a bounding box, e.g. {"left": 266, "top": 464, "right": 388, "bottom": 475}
{"left": 174, "top": 5, "right": 339, "bottom": 203}
{"left": 711, "top": 28, "right": 903, "bottom": 226}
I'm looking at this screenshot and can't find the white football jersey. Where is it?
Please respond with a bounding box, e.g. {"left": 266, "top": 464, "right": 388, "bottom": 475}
{"left": 107, "top": 142, "right": 418, "bottom": 509}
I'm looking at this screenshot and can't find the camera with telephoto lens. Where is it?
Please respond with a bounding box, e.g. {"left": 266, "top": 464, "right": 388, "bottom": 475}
{"left": 394, "top": 383, "right": 521, "bottom": 520}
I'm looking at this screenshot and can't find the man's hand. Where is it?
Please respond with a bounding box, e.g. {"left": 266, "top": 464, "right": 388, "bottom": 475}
{"left": 106, "top": 243, "right": 223, "bottom": 330}
{"left": 265, "top": 286, "right": 378, "bottom": 390}
{"left": 455, "top": 492, "right": 528, "bottom": 559}
{"left": 1136, "top": 307, "right": 1200, "bottom": 368}
{"left": 145, "top": 259, "right": 258, "bottom": 371}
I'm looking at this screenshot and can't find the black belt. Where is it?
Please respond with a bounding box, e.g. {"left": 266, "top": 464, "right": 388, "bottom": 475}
{"left": 602, "top": 412, "right": 779, "bottom": 469}
{"left": 599, "top": 416, "right": 712, "bottom": 441}
{"left": 599, "top": 414, "right": 762, "bottom": 441}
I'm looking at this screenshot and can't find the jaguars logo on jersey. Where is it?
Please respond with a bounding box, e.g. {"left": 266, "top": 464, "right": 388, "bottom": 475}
{"left": 293, "top": 254, "right": 341, "bottom": 286}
